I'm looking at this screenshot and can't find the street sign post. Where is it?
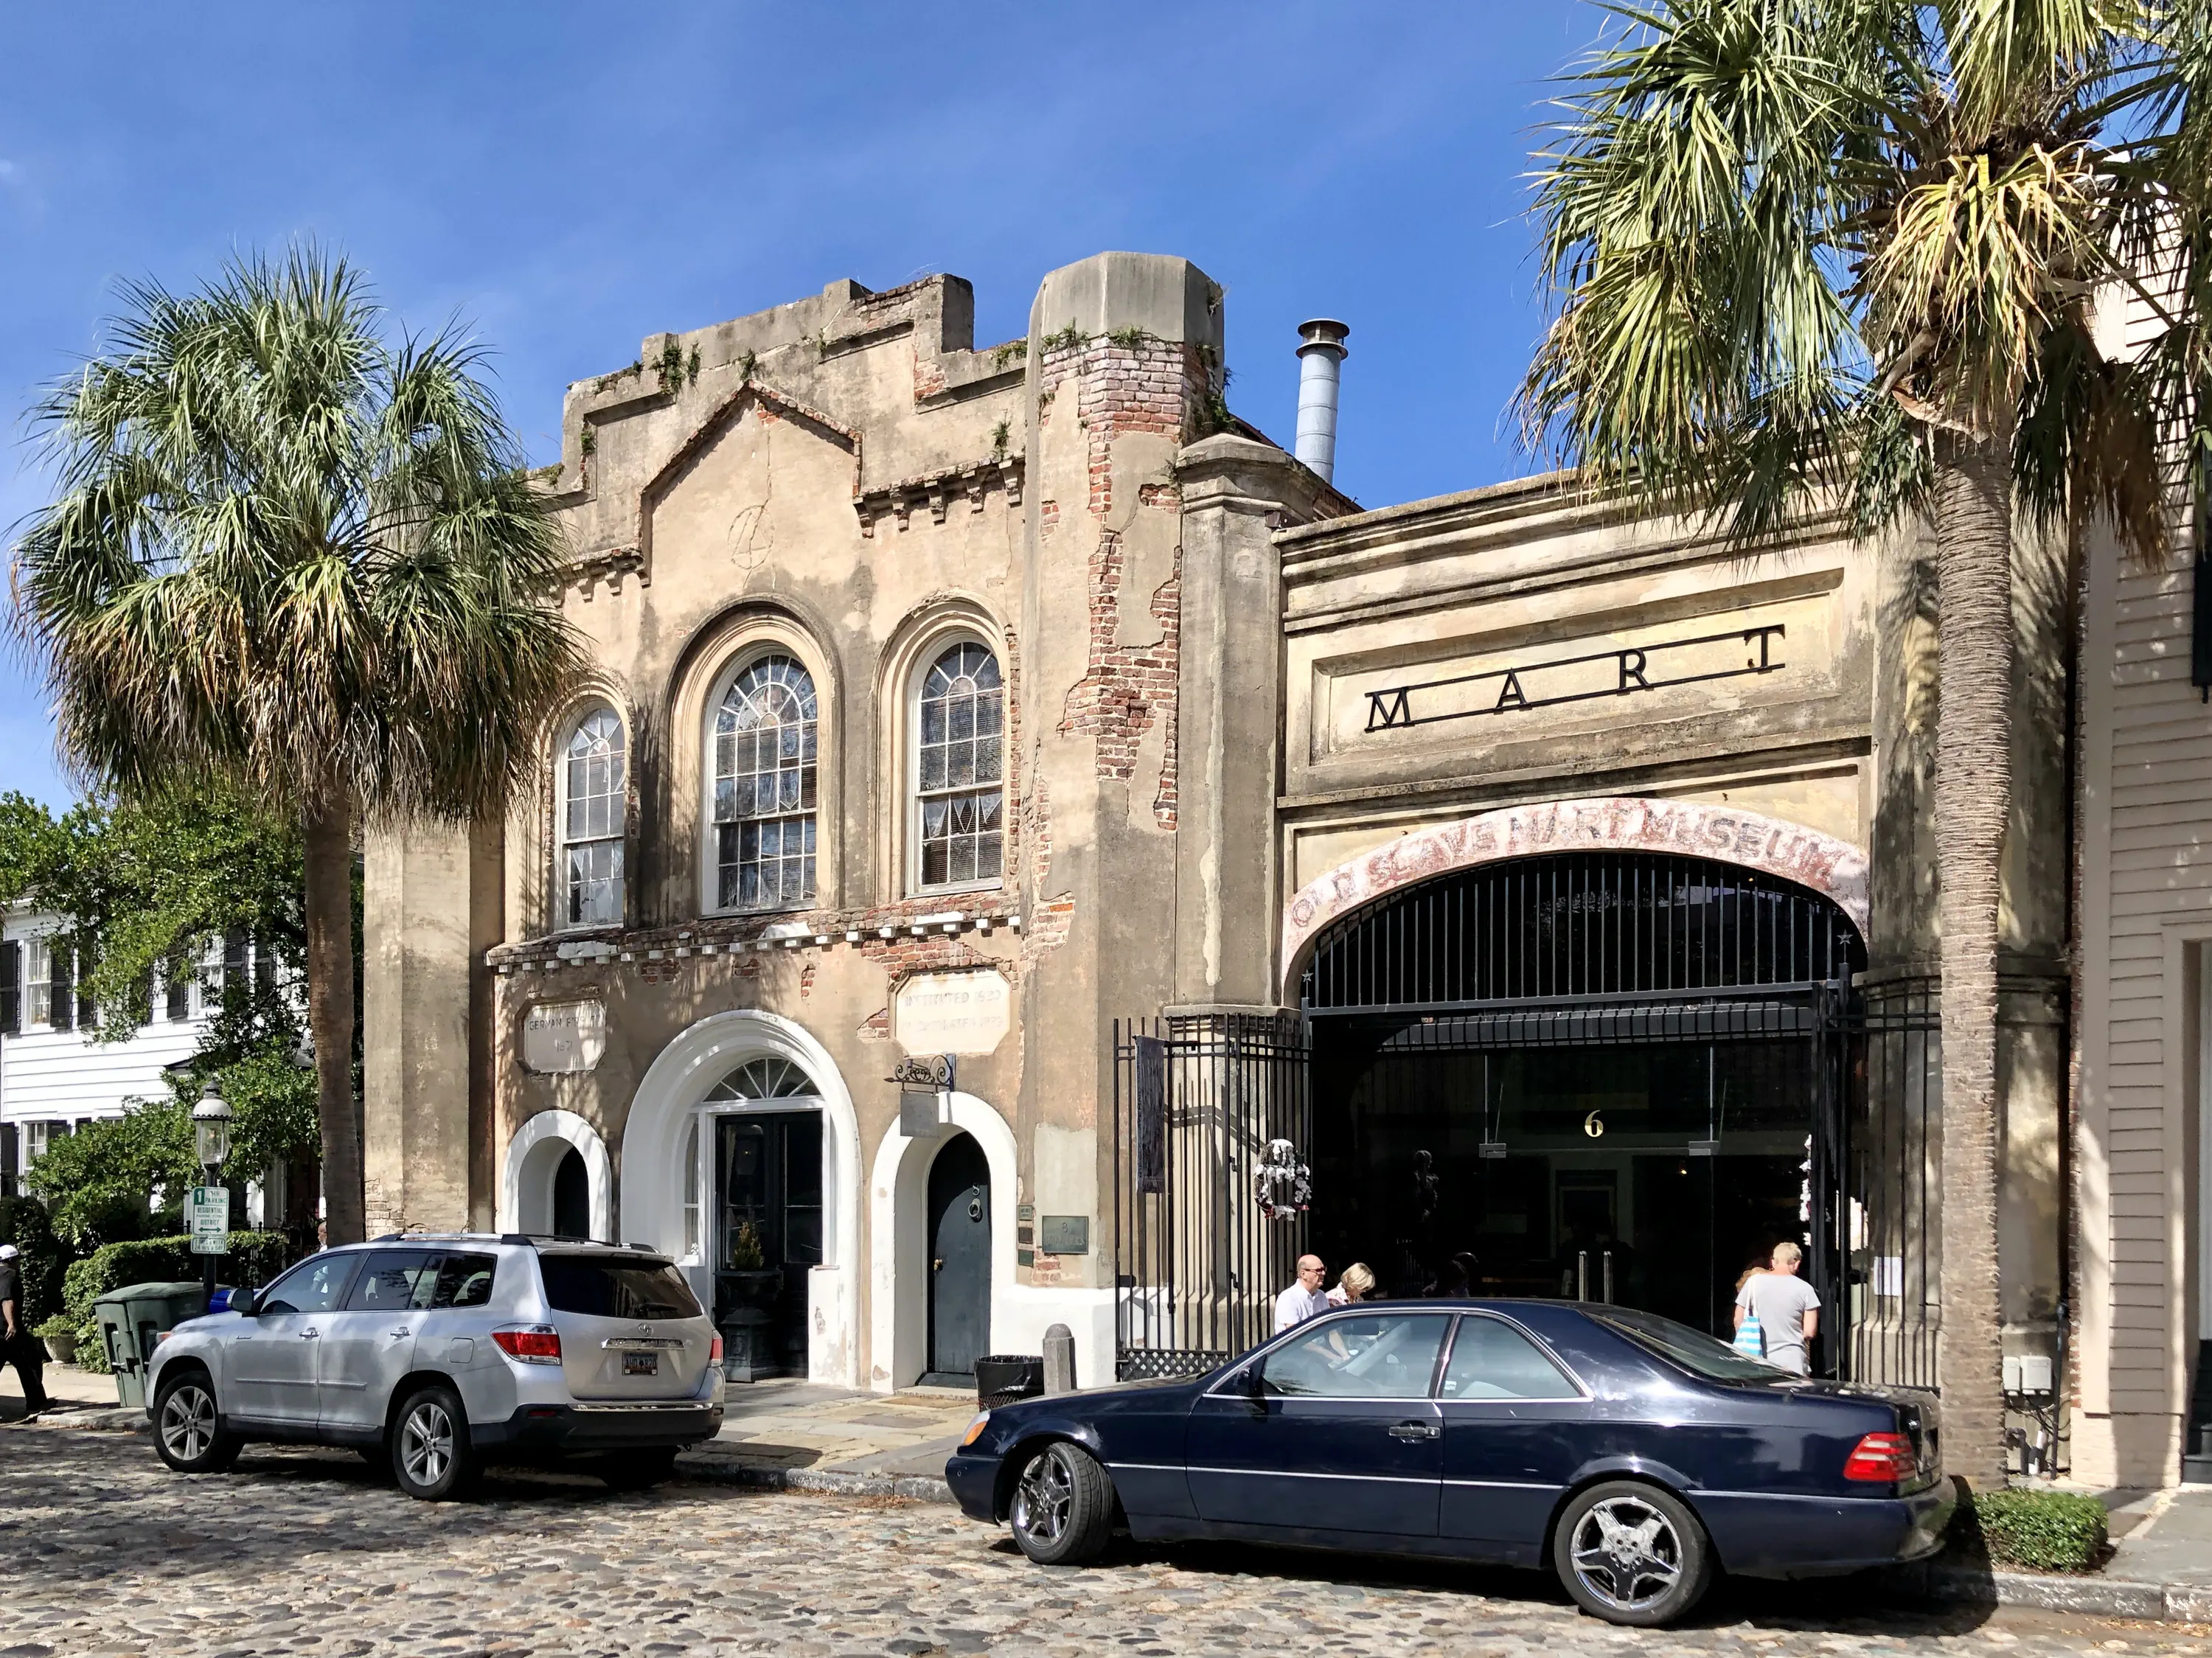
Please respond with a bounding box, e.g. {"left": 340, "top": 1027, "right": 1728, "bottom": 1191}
{"left": 187, "top": 1185, "right": 231, "bottom": 1255}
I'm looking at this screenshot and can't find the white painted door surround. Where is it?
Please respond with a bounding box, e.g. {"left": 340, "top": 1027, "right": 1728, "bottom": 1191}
{"left": 499, "top": 1108, "right": 615, "bottom": 1243}
{"left": 868, "top": 1093, "right": 1114, "bottom": 1393}
{"left": 621, "top": 1009, "right": 863, "bottom": 1388}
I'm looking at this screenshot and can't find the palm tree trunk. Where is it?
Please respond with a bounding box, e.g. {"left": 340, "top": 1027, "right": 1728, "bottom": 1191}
{"left": 1933, "top": 432, "right": 2014, "bottom": 1488}
{"left": 304, "top": 795, "right": 364, "bottom": 1246}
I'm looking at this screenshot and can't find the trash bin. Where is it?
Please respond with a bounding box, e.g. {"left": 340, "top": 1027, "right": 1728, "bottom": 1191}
{"left": 975, "top": 1354, "right": 1044, "bottom": 1409}
{"left": 91, "top": 1281, "right": 225, "bottom": 1410}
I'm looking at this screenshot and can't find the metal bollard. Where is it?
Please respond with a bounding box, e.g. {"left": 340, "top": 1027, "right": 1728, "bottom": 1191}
{"left": 1043, "top": 1323, "right": 1078, "bottom": 1396}
{"left": 1576, "top": 1250, "right": 1589, "bottom": 1302}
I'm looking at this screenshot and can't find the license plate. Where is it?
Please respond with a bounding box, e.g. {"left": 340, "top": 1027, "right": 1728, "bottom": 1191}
{"left": 623, "top": 1351, "right": 659, "bottom": 1377}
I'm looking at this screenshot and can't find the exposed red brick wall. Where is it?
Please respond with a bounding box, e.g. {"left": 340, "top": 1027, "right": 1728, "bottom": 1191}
{"left": 1039, "top": 499, "right": 1060, "bottom": 538}
{"left": 1020, "top": 896, "right": 1076, "bottom": 967}
{"left": 1032, "top": 330, "right": 1200, "bottom": 828}
{"left": 1034, "top": 334, "right": 1205, "bottom": 520}
{"left": 1058, "top": 534, "right": 1180, "bottom": 826}
{"left": 1002, "top": 624, "right": 1024, "bottom": 874}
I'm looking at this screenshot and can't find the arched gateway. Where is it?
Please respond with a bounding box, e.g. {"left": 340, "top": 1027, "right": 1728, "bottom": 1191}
{"left": 1112, "top": 811, "right": 1880, "bottom": 1382}
{"left": 1300, "top": 846, "right": 1864, "bottom": 1354}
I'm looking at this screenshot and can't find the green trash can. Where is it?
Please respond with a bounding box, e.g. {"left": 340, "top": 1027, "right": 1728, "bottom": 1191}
{"left": 92, "top": 1281, "right": 226, "bottom": 1410}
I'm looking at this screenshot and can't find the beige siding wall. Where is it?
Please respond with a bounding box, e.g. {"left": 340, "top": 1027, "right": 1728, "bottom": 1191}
{"left": 2075, "top": 276, "right": 2204, "bottom": 1488}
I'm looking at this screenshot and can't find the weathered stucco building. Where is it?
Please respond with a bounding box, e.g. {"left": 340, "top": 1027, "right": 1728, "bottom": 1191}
{"left": 362, "top": 248, "right": 2196, "bottom": 1485}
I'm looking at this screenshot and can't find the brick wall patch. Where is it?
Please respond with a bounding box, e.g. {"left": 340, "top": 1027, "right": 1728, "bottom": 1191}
{"left": 1059, "top": 535, "right": 1180, "bottom": 815}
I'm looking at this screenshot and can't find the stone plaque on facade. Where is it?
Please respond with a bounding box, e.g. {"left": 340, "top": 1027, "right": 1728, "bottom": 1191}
{"left": 895, "top": 970, "right": 1010, "bottom": 1056}
{"left": 523, "top": 999, "right": 607, "bottom": 1075}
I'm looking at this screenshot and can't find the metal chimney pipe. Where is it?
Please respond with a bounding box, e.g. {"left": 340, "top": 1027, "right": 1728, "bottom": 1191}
{"left": 1294, "top": 318, "right": 1350, "bottom": 484}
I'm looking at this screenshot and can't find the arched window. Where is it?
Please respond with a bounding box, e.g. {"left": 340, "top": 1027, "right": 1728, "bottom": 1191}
{"left": 914, "top": 641, "right": 1004, "bottom": 891}
{"left": 560, "top": 707, "right": 626, "bottom": 928}
{"left": 706, "top": 1055, "right": 815, "bottom": 1101}
{"left": 712, "top": 655, "right": 818, "bottom": 912}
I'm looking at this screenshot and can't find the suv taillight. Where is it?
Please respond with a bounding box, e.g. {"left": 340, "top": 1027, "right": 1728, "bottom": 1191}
{"left": 710, "top": 1333, "right": 724, "bottom": 1363}
{"left": 493, "top": 1326, "right": 562, "bottom": 1365}
{"left": 1843, "top": 1431, "right": 1917, "bottom": 1482}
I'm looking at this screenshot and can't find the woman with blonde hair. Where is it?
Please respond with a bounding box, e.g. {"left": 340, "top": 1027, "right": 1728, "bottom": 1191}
{"left": 1327, "top": 1262, "right": 1377, "bottom": 1306}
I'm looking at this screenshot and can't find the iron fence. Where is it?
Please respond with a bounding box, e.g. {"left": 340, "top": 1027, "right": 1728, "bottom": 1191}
{"left": 1110, "top": 1011, "right": 1310, "bottom": 1379}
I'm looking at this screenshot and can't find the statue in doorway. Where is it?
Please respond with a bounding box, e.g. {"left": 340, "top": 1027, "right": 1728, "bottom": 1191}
{"left": 1253, "top": 1138, "right": 1312, "bottom": 1219}
{"left": 1411, "top": 1149, "right": 1440, "bottom": 1235}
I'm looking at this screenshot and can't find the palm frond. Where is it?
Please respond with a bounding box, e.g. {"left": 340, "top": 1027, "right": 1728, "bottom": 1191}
{"left": 10, "top": 243, "right": 586, "bottom": 826}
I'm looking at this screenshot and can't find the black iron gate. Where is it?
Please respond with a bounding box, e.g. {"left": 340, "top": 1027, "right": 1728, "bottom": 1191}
{"left": 1110, "top": 1011, "right": 1310, "bottom": 1379}
{"left": 1107, "top": 854, "right": 1947, "bottom": 1391}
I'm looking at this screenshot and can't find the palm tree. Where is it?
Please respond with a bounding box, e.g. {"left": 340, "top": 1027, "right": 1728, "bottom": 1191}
{"left": 13, "top": 248, "right": 584, "bottom": 1246}
{"left": 1517, "top": 1, "right": 2208, "bottom": 1483}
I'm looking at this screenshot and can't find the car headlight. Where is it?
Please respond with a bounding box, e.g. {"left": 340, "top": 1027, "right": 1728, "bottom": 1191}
{"left": 960, "top": 1410, "right": 991, "bottom": 1448}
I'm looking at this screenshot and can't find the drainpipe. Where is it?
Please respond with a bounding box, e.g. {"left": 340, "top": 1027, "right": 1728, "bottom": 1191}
{"left": 1293, "top": 318, "right": 1350, "bottom": 484}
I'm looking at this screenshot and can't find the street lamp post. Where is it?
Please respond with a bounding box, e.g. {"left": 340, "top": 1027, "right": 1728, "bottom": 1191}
{"left": 190, "top": 1083, "right": 233, "bottom": 1303}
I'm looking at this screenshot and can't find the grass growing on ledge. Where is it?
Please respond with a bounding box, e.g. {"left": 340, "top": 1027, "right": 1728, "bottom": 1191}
{"left": 1958, "top": 1489, "right": 2110, "bottom": 1573}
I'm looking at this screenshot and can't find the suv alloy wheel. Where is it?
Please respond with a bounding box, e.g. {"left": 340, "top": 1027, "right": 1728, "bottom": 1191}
{"left": 392, "top": 1384, "right": 478, "bottom": 1500}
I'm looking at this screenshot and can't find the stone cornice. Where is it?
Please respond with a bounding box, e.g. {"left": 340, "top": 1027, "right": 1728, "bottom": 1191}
{"left": 489, "top": 893, "right": 1023, "bottom": 974}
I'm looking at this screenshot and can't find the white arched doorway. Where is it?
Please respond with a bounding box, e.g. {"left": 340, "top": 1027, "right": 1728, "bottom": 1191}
{"left": 622, "top": 1010, "right": 863, "bottom": 1387}
{"left": 500, "top": 1110, "right": 614, "bottom": 1242}
{"left": 866, "top": 1093, "right": 1116, "bottom": 1393}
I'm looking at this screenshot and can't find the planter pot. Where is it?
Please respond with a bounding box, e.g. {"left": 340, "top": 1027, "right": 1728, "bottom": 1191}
{"left": 717, "top": 1269, "right": 785, "bottom": 1384}
{"left": 44, "top": 1333, "right": 79, "bottom": 1365}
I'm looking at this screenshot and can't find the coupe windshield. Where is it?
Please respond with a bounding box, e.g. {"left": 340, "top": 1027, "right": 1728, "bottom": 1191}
{"left": 1592, "top": 1306, "right": 1790, "bottom": 1382}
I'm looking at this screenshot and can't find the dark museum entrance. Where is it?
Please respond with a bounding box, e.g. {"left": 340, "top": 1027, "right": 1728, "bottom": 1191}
{"left": 1301, "top": 850, "right": 1865, "bottom": 1365}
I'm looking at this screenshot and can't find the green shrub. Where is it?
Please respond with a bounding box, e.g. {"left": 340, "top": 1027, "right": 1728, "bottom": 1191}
{"left": 1961, "top": 1488, "right": 2110, "bottom": 1573}
{"left": 58, "top": 1230, "right": 301, "bottom": 1373}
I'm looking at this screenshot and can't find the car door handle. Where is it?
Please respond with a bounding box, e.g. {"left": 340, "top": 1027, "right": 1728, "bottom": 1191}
{"left": 389, "top": 1328, "right": 413, "bottom": 1338}
{"left": 1388, "top": 1420, "right": 1439, "bottom": 1441}
{"left": 301, "top": 1328, "right": 320, "bottom": 1340}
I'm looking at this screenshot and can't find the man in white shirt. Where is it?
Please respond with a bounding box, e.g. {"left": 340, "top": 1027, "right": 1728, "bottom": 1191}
{"left": 1733, "top": 1241, "right": 1820, "bottom": 1374}
{"left": 1273, "top": 1254, "right": 1329, "bottom": 1333}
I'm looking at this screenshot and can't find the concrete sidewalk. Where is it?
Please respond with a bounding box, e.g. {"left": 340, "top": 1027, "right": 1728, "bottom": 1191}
{"left": 682, "top": 1377, "right": 978, "bottom": 1497}
{"left": 1, "top": 1359, "right": 122, "bottom": 1418}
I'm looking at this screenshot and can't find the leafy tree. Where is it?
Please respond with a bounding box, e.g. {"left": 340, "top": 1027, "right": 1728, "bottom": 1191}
{"left": 21, "top": 1101, "right": 195, "bottom": 1249}
{"left": 13, "top": 248, "right": 584, "bottom": 1245}
{"left": 0, "top": 784, "right": 324, "bottom": 1245}
{"left": 1516, "top": 1, "right": 2209, "bottom": 1480}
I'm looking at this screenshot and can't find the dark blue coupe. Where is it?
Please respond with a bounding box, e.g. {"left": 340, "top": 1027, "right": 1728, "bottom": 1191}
{"left": 946, "top": 1300, "right": 1954, "bottom": 1626}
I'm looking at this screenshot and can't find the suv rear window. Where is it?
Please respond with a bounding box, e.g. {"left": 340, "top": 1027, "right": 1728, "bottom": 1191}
{"left": 538, "top": 1254, "right": 701, "bottom": 1320}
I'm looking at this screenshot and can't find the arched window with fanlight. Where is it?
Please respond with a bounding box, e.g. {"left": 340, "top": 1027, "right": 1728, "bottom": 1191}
{"left": 712, "top": 655, "right": 818, "bottom": 913}
{"left": 913, "top": 641, "right": 1004, "bottom": 892}
{"left": 559, "top": 706, "right": 626, "bottom": 928}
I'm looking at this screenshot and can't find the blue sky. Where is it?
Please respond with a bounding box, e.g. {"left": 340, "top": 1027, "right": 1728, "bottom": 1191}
{"left": 0, "top": 0, "right": 1601, "bottom": 807}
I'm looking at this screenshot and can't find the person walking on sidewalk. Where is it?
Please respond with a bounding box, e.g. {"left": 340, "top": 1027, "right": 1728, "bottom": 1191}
{"left": 1733, "top": 1241, "right": 1820, "bottom": 1375}
{"left": 0, "top": 1243, "right": 50, "bottom": 1418}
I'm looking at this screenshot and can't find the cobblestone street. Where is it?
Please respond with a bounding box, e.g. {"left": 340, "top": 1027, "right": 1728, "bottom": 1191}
{"left": 0, "top": 1430, "right": 2203, "bottom": 1658}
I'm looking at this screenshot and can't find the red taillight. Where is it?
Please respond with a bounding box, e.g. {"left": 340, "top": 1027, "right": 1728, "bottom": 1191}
{"left": 1843, "top": 1431, "right": 1917, "bottom": 1483}
{"left": 492, "top": 1326, "right": 563, "bottom": 1364}
{"left": 709, "top": 1333, "right": 724, "bottom": 1363}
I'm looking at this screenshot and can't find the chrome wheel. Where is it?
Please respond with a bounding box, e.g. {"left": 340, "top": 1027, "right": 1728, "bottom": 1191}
{"left": 1568, "top": 1493, "right": 1685, "bottom": 1615}
{"left": 400, "top": 1399, "right": 454, "bottom": 1487}
{"left": 1011, "top": 1444, "right": 1079, "bottom": 1547}
{"left": 159, "top": 1384, "right": 215, "bottom": 1463}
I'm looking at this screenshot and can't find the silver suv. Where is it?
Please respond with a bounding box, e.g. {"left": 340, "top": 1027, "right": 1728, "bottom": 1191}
{"left": 145, "top": 1234, "right": 726, "bottom": 1499}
